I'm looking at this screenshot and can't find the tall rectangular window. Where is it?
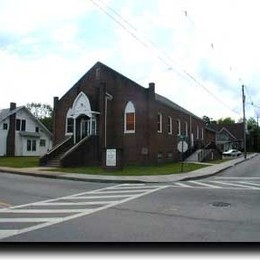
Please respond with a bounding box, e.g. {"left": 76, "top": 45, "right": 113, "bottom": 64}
{"left": 16, "top": 119, "right": 26, "bottom": 131}
{"left": 32, "top": 140, "right": 36, "bottom": 151}
{"left": 185, "top": 121, "right": 188, "bottom": 137}
{"left": 157, "top": 113, "right": 162, "bottom": 133}
{"left": 21, "top": 120, "right": 26, "bottom": 131}
{"left": 16, "top": 119, "right": 21, "bottom": 131}
{"left": 124, "top": 101, "right": 135, "bottom": 133}
{"left": 177, "top": 119, "right": 181, "bottom": 136}
{"left": 126, "top": 113, "right": 135, "bottom": 131}
{"left": 168, "top": 116, "right": 172, "bottom": 135}
{"left": 27, "top": 140, "right": 31, "bottom": 151}
{"left": 67, "top": 118, "right": 74, "bottom": 133}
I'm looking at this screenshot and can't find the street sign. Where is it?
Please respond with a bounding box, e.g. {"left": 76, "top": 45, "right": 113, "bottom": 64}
{"left": 177, "top": 141, "right": 188, "bottom": 153}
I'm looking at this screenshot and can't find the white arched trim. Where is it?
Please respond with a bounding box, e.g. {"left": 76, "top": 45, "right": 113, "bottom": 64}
{"left": 71, "top": 92, "right": 92, "bottom": 118}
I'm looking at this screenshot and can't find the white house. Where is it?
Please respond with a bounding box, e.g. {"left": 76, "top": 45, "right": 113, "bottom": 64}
{"left": 0, "top": 103, "right": 52, "bottom": 157}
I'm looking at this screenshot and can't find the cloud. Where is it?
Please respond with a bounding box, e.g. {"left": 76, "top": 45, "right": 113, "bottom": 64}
{"left": 0, "top": 0, "right": 259, "bottom": 122}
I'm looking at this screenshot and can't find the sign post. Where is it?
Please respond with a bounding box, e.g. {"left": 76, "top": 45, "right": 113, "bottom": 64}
{"left": 177, "top": 135, "right": 188, "bottom": 172}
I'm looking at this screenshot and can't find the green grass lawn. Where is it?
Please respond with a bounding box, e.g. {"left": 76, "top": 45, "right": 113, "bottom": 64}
{"left": 48, "top": 162, "right": 208, "bottom": 176}
{"left": 0, "top": 156, "right": 209, "bottom": 176}
{"left": 0, "top": 157, "right": 39, "bottom": 168}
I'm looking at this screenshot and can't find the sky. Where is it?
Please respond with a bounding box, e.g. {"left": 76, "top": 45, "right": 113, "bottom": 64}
{"left": 0, "top": 0, "right": 260, "bottom": 122}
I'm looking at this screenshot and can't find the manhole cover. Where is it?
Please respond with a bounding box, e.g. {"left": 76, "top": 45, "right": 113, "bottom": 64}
{"left": 210, "top": 202, "right": 231, "bottom": 208}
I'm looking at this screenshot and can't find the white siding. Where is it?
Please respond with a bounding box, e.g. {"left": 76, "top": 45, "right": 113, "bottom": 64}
{"left": 0, "top": 119, "right": 8, "bottom": 156}
{"left": 0, "top": 107, "right": 52, "bottom": 157}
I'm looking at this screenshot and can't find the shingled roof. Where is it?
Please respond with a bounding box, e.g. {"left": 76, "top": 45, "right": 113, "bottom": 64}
{"left": 210, "top": 123, "right": 244, "bottom": 140}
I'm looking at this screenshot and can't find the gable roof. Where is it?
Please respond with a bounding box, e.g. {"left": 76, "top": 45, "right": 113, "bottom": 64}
{"left": 155, "top": 94, "right": 203, "bottom": 121}
{"left": 210, "top": 123, "right": 244, "bottom": 140}
{"left": 0, "top": 106, "right": 24, "bottom": 122}
{"left": 92, "top": 62, "right": 204, "bottom": 121}
{"left": 0, "top": 106, "right": 52, "bottom": 138}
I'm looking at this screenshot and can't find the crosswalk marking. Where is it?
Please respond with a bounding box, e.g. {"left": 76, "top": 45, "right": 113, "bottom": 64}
{"left": 37, "top": 201, "right": 120, "bottom": 206}
{"left": 236, "top": 181, "right": 260, "bottom": 187}
{"left": 0, "top": 184, "right": 169, "bottom": 240}
{"left": 0, "top": 218, "right": 63, "bottom": 223}
{"left": 216, "top": 177, "right": 260, "bottom": 180}
{"left": 172, "top": 180, "right": 260, "bottom": 190}
{"left": 210, "top": 180, "right": 260, "bottom": 190}
{"left": 188, "top": 181, "right": 221, "bottom": 189}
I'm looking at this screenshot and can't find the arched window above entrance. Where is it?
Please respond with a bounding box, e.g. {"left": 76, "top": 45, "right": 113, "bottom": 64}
{"left": 72, "top": 92, "right": 92, "bottom": 118}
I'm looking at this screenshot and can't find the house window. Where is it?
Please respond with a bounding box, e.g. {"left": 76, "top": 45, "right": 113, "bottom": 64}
{"left": 16, "top": 119, "right": 21, "bottom": 131}
{"left": 35, "top": 127, "right": 39, "bottom": 133}
{"left": 3, "top": 123, "right": 8, "bottom": 130}
{"left": 16, "top": 119, "right": 26, "bottom": 131}
{"left": 177, "top": 119, "right": 181, "bottom": 136}
{"left": 168, "top": 116, "right": 172, "bottom": 135}
{"left": 201, "top": 127, "right": 204, "bottom": 140}
{"left": 27, "top": 140, "right": 37, "bottom": 151}
{"left": 40, "top": 139, "right": 46, "bottom": 147}
{"left": 124, "top": 101, "right": 135, "bottom": 133}
{"left": 157, "top": 113, "right": 162, "bottom": 133}
{"left": 67, "top": 118, "right": 74, "bottom": 133}
{"left": 197, "top": 125, "right": 200, "bottom": 140}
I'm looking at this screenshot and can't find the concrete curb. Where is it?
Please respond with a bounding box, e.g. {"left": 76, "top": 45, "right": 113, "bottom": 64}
{"left": 0, "top": 153, "right": 258, "bottom": 184}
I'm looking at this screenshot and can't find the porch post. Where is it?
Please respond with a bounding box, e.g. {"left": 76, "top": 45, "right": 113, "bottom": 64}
{"left": 90, "top": 115, "right": 93, "bottom": 136}
{"left": 73, "top": 117, "right": 76, "bottom": 144}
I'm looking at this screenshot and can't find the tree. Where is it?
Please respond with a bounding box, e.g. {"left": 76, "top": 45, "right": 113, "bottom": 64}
{"left": 26, "top": 103, "right": 53, "bottom": 132}
{"left": 202, "top": 116, "right": 217, "bottom": 125}
{"left": 247, "top": 117, "right": 258, "bottom": 131}
{"left": 217, "top": 117, "right": 235, "bottom": 125}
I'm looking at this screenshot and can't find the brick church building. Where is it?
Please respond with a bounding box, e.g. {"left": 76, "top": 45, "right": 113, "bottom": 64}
{"left": 41, "top": 62, "right": 213, "bottom": 167}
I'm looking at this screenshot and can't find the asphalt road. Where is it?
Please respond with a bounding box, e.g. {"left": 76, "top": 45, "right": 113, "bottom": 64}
{"left": 0, "top": 155, "right": 260, "bottom": 242}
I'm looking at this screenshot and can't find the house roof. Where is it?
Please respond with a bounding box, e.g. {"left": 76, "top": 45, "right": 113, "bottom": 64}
{"left": 94, "top": 62, "right": 204, "bottom": 122}
{"left": 0, "top": 106, "right": 24, "bottom": 122}
{"left": 210, "top": 123, "right": 244, "bottom": 140}
{"left": 0, "top": 106, "right": 52, "bottom": 138}
{"left": 155, "top": 94, "right": 203, "bottom": 121}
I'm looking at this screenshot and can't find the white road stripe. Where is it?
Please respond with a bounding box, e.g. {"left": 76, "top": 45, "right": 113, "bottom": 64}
{"left": 173, "top": 182, "right": 192, "bottom": 188}
{"left": 216, "top": 177, "right": 260, "bottom": 180}
{"left": 0, "top": 230, "right": 20, "bottom": 239}
{"left": 69, "top": 195, "right": 131, "bottom": 199}
{"left": 104, "top": 186, "right": 158, "bottom": 190}
{"left": 2, "top": 209, "right": 88, "bottom": 213}
{"left": 188, "top": 181, "right": 221, "bottom": 189}
{"left": 0, "top": 218, "right": 63, "bottom": 223}
{"left": 94, "top": 189, "right": 152, "bottom": 194}
{"left": 37, "top": 201, "right": 119, "bottom": 206}
{"left": 211, "top": 181, "right": 260, "bottom": 190}
{"left": 236, "top": 181, "right": 260, "bottom": 188}
{"left": 0, "top": 184, "right": 169, "bottom": 240}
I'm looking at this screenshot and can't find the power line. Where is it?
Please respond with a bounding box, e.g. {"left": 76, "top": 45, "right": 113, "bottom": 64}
{"left": 89, "top": 0, "right": 240, "bottom": 116}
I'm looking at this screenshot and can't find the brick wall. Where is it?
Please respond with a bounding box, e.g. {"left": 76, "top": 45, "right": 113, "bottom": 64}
{"left": 52, "top": 62, "right": 209, "bottom": 166}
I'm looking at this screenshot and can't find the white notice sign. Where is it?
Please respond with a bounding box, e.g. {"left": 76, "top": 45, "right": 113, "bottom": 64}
{"left": 106, "top": 149, "right": 117, "bottom": 167}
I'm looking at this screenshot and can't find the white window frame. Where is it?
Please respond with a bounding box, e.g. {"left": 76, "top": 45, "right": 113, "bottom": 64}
{"left": 185, "top": 121, "right": 188, "bottom": 137}
{"left": 124, "top": 101, "right": 135, "bottom": 134}
{"left": 177, "top": 119, "right": 181, "bottom": 136}
{"left": 168, "top": 116, "right": 173, "bottom": 135}
{"left": 157, "top": 113, "right": 163, "bottom": 133}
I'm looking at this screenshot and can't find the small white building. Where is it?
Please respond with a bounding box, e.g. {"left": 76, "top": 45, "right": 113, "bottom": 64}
{"left": 0, "top": 103, "right": 52, "bottom": 157}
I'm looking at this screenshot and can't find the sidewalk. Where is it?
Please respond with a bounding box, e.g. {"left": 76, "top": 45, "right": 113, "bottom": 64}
{"left": 0, "top": 153, "right": 258, "bottom": 184}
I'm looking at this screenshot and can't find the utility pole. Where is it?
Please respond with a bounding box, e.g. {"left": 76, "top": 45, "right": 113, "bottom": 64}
{"left": 242, "top": 85, "right": 247, "bottom": 159}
